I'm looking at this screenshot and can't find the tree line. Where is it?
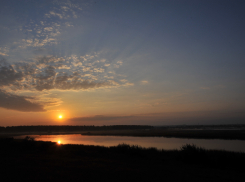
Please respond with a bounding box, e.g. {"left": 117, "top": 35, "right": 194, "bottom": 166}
{"left": 0, "top": 125, "right": 153, "bottom": 132}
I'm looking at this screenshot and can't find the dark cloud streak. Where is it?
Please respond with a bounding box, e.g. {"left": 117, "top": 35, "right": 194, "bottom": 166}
{"left": 69, "top": 115, "right": 135, "bottom": 122}
{"left": 0, "top": 90, "right": 45, "bottom": 112}
{"left": 68, "top": 112, "right": 245, "bottom": 125}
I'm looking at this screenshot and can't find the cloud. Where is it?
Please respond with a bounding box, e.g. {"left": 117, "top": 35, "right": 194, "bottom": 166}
{"left": 0, "top": 90, "right": 45, "bottom": 112}
{"left": 44, "top": 27, "right": 53, "bottom": 31}
{"left": 0, "top": 47, "right": 8, "bottom": 56}
{"left": 68, "top": 112, "right": 245, "bottom": 125}
{"left": 57, "top": 65, "right": 71, "bottom": 69}
{"left": 49, "top": 11, "right": 63, "bottom": 19}
{"left": 0, "top": 52, "right": 133, "bottom": 111}
{"left": 0, "top": 52, "right": 7, "bottom": 56}
{"left": 0, "top": 0, "right": 85, "bottom": 63}
{"left": 0, "top": 1, "right": 134, "bottom": 112}
{"left": 93, "top": 68, "right": 104, "bottom": 73}
{"left": 0, "top": 56, "right": 123, "bottom": 91}
{"left": 141, "top": 80, "right": 148, "bottom": 85}
{"left": 0, "top": 59, "right": 23, "bottom": 86}
{"left": 65, "top": 22, "right": 73, "bottom": 27}
{"left": 61, "top": 6, "right": 70, "bottom": 11}
{"left": 124, "top": 82, "right": 134, "bottom": 86}
{"left": 120, "top": 79, "right": 127, "bottom": 83}
{"left": 69, "top": 115, "right": 135, "bottom": 122}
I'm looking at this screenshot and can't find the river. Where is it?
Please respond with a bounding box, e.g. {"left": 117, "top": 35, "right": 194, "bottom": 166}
{"left": 14, "top": 134, "right": 245, "bottom": 152}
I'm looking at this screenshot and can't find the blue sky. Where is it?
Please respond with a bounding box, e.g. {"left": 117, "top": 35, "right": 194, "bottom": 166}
{"left": 0, "top": 0, "right": 245, "bottom": 126}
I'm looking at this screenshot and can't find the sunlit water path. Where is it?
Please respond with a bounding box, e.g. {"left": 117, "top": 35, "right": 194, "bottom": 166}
{"left": 15, "top": 134, "right": 245, "bottom": 152}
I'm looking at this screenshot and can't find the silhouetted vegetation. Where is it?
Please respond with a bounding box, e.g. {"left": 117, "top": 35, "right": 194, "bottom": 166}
{"left": 0, "top": 138, "right": 244, "bottom": 181}
{"left": 24, "top": 135, "right": 35, "bottom": 141}
{"left": 0, "top": 125, "right": 153, "bottom": 133}
{"left": 1, "top": 125, "right": 245, "bottom": 140}
{"left": 156, "top": 124, "right": 245, "bottom": 130}
{"left": 81, "top": 128, "right": 245, "bottom": 140}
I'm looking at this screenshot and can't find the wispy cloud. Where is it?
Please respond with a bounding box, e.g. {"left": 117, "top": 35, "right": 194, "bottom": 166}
{"left": 0, "top": 0, "right": 83, "bottom": 62}
{"left": 141, "top": 80, "right": 148, "bottom": 85}
{"left": 47, "top": 11, "right": 63, "bottom": 19}
{"left": 0, "top": 48, "right": 8, "bottom": 56}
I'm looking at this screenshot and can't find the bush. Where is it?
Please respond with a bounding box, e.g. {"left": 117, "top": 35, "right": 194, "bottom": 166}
{"left": 180, "top": 144, "right": 204, "bottom": 153}
{"left": 24, "top": 136, "right": 35, "bottom": 141}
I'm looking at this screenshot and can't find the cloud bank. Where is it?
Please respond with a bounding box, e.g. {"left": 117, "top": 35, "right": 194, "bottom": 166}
{"left": 0, "top": 1, "right": 133, "bottom": 112}
{"left": 68, "top": 112, "right": 245, "bottom": 125}
{"left": 0, "top": 54, "right": 132, "bottom": 112}
{"left": 0, "top": 54, "right": 129, "bottom": 92}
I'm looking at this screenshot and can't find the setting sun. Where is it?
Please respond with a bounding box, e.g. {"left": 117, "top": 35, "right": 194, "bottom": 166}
{"left": 57, "top": 140, "right": 61, "bottom": 144}
{"left": 59, "top": 115, "right": 63, "bottom": 119}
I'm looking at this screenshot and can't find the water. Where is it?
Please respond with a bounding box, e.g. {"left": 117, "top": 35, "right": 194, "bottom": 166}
{"left": 15, "top": 134, "right": 245, "bottom": 152}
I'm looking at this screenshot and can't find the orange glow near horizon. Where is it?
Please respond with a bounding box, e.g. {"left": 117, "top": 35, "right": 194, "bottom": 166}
{"left": 57, "top": 140, "right": 61, "bottom": 144}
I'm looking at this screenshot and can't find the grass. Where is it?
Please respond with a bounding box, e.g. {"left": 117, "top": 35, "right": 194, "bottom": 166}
{"left": 0, "top": 137, "right": 244, "bottom": 182}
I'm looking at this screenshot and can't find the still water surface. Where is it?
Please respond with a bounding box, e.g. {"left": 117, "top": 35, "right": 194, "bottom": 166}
{"left": 15, "top": 134, "right": 245, "bottom": 152}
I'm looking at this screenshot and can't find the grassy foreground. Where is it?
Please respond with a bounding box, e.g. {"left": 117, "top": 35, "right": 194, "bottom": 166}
{"left": 0, "top": 137, "right": 244, "bottom": 182}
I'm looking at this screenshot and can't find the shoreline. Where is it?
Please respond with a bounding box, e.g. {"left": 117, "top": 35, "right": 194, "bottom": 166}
{"left": 80, "top": 129, "right": 245, "bottom": 140}
{"left": 1, "top": 129, "right": 245, "bottom": 140}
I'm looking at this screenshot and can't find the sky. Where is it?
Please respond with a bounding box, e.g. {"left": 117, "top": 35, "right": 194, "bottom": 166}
{"left": 0, "top": 0, "right": 245, "bottom": 126}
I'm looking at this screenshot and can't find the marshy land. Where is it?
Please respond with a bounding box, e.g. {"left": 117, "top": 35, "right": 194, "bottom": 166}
{"left": 1, "top": 125, "right": 245, "bottom": 181}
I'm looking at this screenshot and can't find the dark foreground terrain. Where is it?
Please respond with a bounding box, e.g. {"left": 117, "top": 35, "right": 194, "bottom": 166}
{"left": 0, "top": 137, "right": 244, "bottom": 182}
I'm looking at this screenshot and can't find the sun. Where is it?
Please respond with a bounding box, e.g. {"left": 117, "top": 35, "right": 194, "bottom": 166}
{"left": 57, "top": 140, "right": 61, "bottom": 144}
{"left": 59, "top": 115, "right": 63, "bottom": 119}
